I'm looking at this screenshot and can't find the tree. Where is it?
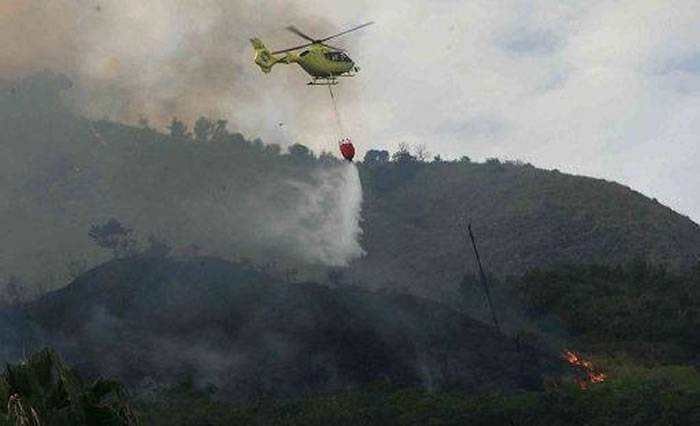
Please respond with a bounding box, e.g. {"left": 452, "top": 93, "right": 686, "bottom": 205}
{"left": 88, "top": 218, "right": 135, "bottom": 258}
{"left": 413, "top": 144, "right": 430, "bottom": 162}
{"left": 0, "top": 348, "right": 137, "bottom": 425}
{"left": 458, "top": 155, "right": 471, "bottom": 163}
{"left": 211, "top": 119, "right": 228, "bottom": 142}
{"left": 193, "top": 117, "right": 214, "bottom": 143}
{"left": 252, "top": 138, "right": 264, "bottom": 149}
{"left": 288, "top": 143, "right": 314, "bottom": 160}
{"left": 167, "top": 117, "right": 190, "bottom": 140}
{"left": 505, "top": 159, "right": 526, "bottom": 167}
{"left": 318, "top": 151, "right": 338, "bottom": 164}
{"left": 263, "top": 143, "right": 282, "bottom": 156}
{"left": 391, "top": 142, "right": 416, "bottom": 163}
{"left": 363, "top": 149, "right": 390, "bottom": 165}
{"left": 485, "top": 157, "right": 505, "bottom": 171}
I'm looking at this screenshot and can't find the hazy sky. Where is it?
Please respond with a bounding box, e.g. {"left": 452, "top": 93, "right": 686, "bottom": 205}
{"left": 2, "top": 0, "right": 699, "bottom": 221}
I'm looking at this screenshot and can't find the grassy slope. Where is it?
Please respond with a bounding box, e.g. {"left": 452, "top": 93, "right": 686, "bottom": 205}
{"left": 137, "top": 370, "right": 700, "bottom": 426}
{"left": 351, "top": 161, "right": 700, "bottom": 299}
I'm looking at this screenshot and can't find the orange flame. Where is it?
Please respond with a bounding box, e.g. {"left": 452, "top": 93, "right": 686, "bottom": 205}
{"left": 562, "top": 349, "right": 608, "bottom": 389}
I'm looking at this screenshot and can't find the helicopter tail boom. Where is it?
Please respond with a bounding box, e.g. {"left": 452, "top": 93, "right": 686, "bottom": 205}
{"left": 250, "top": 38, "right": 285, "bottom": 73}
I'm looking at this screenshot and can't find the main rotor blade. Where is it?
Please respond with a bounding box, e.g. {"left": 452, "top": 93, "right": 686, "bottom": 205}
{"left": 271, "top": 43, "right": 313, "bottom": 54}
{"left": 286, "top": 25, "right": 316, "bottom": 42}
{"left": 320, "top": 43, "right": 345, "bottom": 52}
{"left": 320, "top": 21, "right": 374, "bottom": 42}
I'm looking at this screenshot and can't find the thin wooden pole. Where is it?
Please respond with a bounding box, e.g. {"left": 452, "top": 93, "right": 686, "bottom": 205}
{"left": 467, "top": 223, "right": 501, "bottom": 334}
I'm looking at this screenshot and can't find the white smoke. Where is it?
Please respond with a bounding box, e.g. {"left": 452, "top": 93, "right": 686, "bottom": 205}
{"left": 264, "top": 163, "right": 365, "bottom": 266}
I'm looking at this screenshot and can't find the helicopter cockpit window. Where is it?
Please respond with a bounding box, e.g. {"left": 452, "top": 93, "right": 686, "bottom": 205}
{"left": 325, "top": 52, "right": 352, "bottom": 62}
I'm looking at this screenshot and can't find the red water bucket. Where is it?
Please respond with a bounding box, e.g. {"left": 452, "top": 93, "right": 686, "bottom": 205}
{"left": 339, "top": 140, "right": 355, "bottom": 162}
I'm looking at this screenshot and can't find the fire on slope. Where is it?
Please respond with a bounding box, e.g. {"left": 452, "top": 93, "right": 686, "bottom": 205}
{"left": 562, "top": 349, "right": 608, "bottom": 389}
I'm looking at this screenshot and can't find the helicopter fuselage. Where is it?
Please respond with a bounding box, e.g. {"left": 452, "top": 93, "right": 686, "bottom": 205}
{"left": 289, "top": 44, "right": 356, "bottom": 78}
{"left": 251, "top": 22, "right": 369, "bottom": 84}
{"left": 251, "top": 22, "right": 371, "bottom": 83}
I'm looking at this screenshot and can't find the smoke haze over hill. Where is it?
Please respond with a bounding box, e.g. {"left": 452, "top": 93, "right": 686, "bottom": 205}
{"left": 1, "top": 71, "right": 699, "bottom": 312}
{"left": 0, "top": 73, "right": 367, "bottom": 290}
{"left": 2, "top": 1, "right": 700, "bottom": 220}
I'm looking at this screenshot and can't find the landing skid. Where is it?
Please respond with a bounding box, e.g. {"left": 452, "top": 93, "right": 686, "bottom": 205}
{"left": 307, "top": 78, "right": 338, "bottom": 86}
{"left": 307, "top": 72, "right": 356, "bottom": 86}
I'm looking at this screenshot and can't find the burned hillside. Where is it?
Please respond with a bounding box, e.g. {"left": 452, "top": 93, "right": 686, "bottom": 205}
{"left": 16, "top": 256, "right": 555, "bottom": 398}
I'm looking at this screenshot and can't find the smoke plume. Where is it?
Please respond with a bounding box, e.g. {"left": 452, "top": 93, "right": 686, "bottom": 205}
{"left": 0, "top": 0, "right": 368, "bottom": 151}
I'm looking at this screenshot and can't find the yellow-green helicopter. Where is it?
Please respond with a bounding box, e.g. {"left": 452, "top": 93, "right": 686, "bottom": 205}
{"left": 250, "top": 22, "right": 374, "bottom": 85}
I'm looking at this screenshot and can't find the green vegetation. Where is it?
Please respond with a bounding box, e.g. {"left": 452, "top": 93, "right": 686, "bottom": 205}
{"left": 4, "top": 345, "right": 698, "bottom": 425}
{"left": 0, "top": 348, "right": 137, "bottom": 426}
{"left": 137, "top": 372, "right": 700, "bottom": 425}
{"left": 511, "top": 262, "right": 700, "bottom": 364}
{"left": 356, "top": 152, "right": 700, "bottom": 304}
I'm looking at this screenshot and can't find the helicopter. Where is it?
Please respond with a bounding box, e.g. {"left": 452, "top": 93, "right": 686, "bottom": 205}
{"left": 250, "top": 22, "right": 374, "bottom": 85}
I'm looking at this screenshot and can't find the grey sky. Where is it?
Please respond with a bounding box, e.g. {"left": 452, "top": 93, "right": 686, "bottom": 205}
{"left": 2, "top": 0, "right": 699, "bottom": 221}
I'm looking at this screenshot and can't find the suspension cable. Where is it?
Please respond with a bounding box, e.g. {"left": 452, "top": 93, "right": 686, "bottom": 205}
{"left": 327, "top": 84, "right": 346, "bottom": 141}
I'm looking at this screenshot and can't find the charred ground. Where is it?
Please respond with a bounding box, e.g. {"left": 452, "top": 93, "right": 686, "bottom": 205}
{"left": 11, "top": 256, "right": 553, "bottom": 399}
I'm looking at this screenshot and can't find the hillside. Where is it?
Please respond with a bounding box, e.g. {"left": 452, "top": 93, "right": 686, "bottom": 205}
{"left": 17, "top": 256, "right": 552, "bottom": 398}
{"left": 2, "top": 71, "right": 699, "bottom": 304}
{"left": 3, "top": 72, "right": 700, "bottom": 425}
{"left": 350, "top": 160, "right": 700, "bottom": 300}
{"left": 4, "top": 257, "right": 700, "bottom": 423}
